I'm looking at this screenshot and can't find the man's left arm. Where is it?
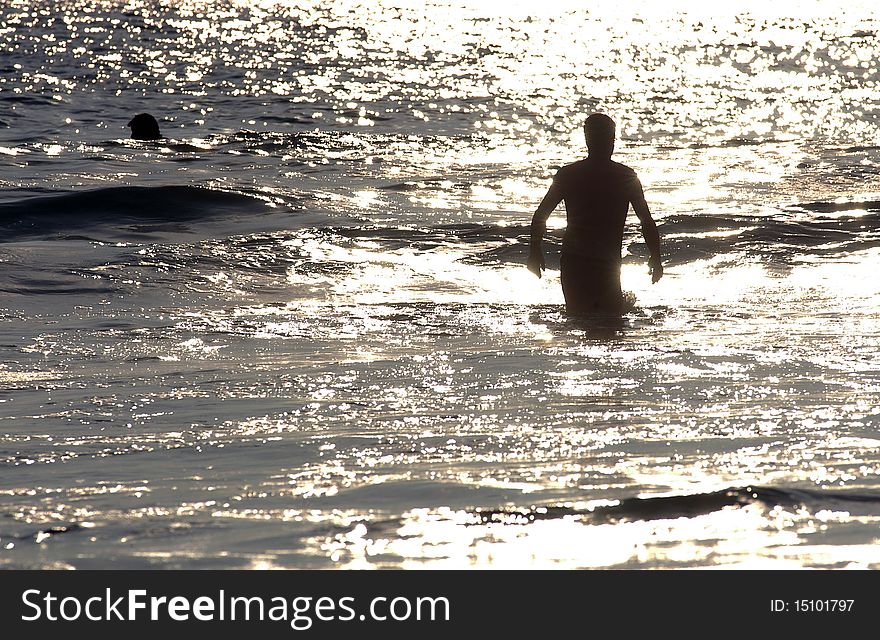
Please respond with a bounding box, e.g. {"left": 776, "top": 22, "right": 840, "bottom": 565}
{"left": 630, "top": 174, "right": 663, "bottom": 283}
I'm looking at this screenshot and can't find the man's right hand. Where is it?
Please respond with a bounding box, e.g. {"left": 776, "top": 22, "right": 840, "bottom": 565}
{"left": 527, "top": 250, "right": 545, "bottom": 278}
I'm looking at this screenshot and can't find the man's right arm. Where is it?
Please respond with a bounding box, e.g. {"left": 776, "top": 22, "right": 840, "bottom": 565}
{"left": 528, "top": 175, "right": 563, "bottom": 278}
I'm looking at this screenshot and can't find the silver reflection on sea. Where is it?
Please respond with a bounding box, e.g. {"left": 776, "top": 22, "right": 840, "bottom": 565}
{"left": 1, "top": 0, "right": 880, "bottom": 568}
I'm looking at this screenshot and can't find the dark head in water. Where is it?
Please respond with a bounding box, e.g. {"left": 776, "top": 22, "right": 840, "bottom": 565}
{"left": 583, "top": 113, "right": 615, "bottom": 159}
{"left": 128, "top": 113, "right": 161, "bottom": 140}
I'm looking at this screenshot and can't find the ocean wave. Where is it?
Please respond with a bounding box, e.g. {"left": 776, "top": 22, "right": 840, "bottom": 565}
{"left": 790, "top": 199, "right": 880, "bottom": 213}
{"left": 476, "top": 486, "right": 880, "bottom": 525}
{"left": 0, "top": 185, "right": 275, "bottom": 240}
{"left": 4, "top": 188, "right": 878, "bottom": 261}
{"left": 328, "top": 209, "right": 880, "bottom": 268}
{"left": 842, "top": 145, "right": 880, "bottom": 153}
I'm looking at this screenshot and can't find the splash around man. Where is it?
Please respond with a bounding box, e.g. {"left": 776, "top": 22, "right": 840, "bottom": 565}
{"left": 527, "top": 114, "right": 662, "bottom": 314}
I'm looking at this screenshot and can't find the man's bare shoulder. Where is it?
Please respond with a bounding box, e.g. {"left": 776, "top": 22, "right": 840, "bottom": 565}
{"left": 556, "top": 159, "right": 588, "bottom": 175}
{"left": 609, "top": 160, "right": 638, "bottom": 177}
{"left": 559, "top": 159, "right": 637, "bottom": 177}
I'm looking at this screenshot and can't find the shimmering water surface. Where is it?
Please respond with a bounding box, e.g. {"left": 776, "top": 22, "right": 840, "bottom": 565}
{"left": 2, "top": 0, "right": 880, "bottom": 568}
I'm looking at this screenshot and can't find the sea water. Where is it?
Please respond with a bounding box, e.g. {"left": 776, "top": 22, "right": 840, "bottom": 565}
{"left": 2, "top": 0, "right": 880, "bottom": 568}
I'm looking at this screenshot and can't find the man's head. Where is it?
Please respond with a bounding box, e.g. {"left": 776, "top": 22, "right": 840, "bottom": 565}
{"left": 128, "top": 113, "right": 162, "bottom": 140}
{"left": 583, "top": 113, "right": 615, "bottom": 159}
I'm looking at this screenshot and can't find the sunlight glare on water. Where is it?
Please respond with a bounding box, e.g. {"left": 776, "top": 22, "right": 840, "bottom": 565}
{"left": 1, "top": 0, "right": 880, "bottom": 569}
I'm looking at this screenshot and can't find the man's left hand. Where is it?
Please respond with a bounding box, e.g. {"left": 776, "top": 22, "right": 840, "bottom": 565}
{"left": 650, "top": 257, "right": 663, "bottom": 283}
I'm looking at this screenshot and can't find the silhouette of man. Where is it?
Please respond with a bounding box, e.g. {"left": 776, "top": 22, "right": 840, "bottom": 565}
{"left": 527, "top": 113, "right": 662, "bottom": 314}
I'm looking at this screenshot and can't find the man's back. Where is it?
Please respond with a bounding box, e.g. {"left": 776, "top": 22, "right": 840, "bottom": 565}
{"left": 554, "top": 157, "right": 639, "bottom": 262}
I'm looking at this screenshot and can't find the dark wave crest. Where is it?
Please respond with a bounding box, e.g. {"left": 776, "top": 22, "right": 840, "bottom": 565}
{"left": 792, "top": 199, "right": 880, "bottom": 213}
{"left": 475, "top": 486, "right": 880, "bottom": 525}
{"left": 0, "top": 185, "right": 274, "bottom": 240}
